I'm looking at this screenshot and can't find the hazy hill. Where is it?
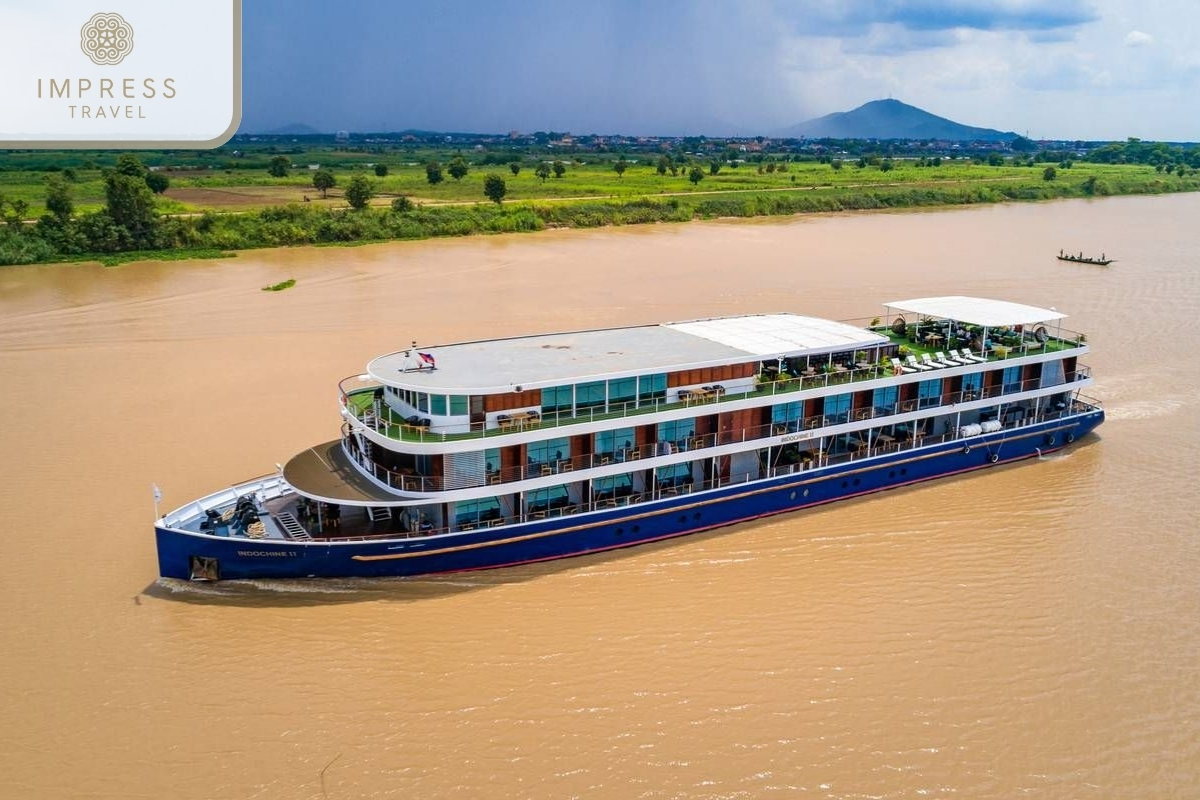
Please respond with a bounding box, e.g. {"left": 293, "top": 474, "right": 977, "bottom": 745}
{"left": 780, "top": 99, "right": 1017, "bottom": 142}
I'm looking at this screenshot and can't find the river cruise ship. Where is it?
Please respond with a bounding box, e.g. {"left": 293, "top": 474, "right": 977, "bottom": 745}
{"left": 155, "top": 296, "right": 1104, "bottom": 581}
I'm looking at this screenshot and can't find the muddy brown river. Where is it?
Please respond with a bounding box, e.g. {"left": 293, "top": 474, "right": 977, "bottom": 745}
{"left": 1, "top": 194, "right": 1198, "bottom": 798}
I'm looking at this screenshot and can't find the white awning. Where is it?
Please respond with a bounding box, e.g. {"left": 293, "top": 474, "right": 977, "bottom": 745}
{"left": 666, "top": 314, "right": 887, "bottom": 357}
{"left": 884, "top": 296, "right": 1067, "bottom": 327}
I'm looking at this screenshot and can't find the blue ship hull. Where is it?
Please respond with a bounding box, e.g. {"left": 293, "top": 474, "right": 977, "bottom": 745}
{"left": 155, "top": 411, "right": 1102, "bottom": 581}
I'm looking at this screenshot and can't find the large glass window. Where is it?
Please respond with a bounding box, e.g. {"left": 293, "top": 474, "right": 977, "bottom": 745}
{"left": 455, "top": 496, "right": 501, "bottom": 527}
{"left": 872, "top": 386, "right": 899, "bottom": 415}
{"left": 1002, "top": 366, "right": 1022, "bottom": 394}
{"left": 638, "top": 373, "right": 666, "bottom": 404}
{"left": 917, "top": 378, "right": 943, "bottom": 409}
{"left": 593, "top": 472, "right": 633, "bottom": 499}
{"left": 823, "top": 393, "right": 852, "bottom": 424}
{"left": 596, "top": 427, "right": 635, "bottom": 458}
{"left": 449, "top": 395, "right": 468, "bottom": 415}
{"left": 527, "top": 436, "right": 571, "bottom": 467}
{"left": 655, "top": 463, "right": 693, "bottom": 487}
{"left": 527, "top": 484, "right": 570, "bottom": 513}
{"left": 771, "top": 401, "right": 804, "bottom": 431}
{"left": 541, "top": 385, "right": 572, "bottom": 414}
{"left": 430, "top": 394, "right": 447, "bottom": 415}
{"left": 608, "top": 377, "right": 637, "bottom": 409}
{"left": 657, "top": 419, "right": 696, "bottom": 449}
{"left": 576, "top": 380, "right": 606, "bottom": 411}
{"left": 416, "top": 392, "right": 429, "bottom": 413}
{"left": 961, "top": 372, "right": 983, "bottom": 398}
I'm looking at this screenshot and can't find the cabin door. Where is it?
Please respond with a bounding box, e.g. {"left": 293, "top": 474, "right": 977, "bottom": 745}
{"left": 470, "top": 395, "right": 485, "bottom": 425}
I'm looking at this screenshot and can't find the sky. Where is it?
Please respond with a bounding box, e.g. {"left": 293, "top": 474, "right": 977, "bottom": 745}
{"left": 240, "top": 0, "right": 1200, "bottom": 141}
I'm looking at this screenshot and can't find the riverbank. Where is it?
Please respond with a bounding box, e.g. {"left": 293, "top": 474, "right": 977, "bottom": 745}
{"left": 3, "top": 165, "right": 1198, "bottom": 266}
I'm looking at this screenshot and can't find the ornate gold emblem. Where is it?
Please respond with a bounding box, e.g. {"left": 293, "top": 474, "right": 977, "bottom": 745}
{"left": 80, "top": 12, "right": 134, "bottom": 66}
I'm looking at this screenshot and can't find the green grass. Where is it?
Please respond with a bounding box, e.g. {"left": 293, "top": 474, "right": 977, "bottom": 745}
{"left": 261, "top": 278, "right": 295, "bottom": 291}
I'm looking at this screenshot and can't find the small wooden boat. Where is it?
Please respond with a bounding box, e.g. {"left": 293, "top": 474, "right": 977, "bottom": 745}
{"left": 1058, "top": 250, "right": 1113, "bottom": 266}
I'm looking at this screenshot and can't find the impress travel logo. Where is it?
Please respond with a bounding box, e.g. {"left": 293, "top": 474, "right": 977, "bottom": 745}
{"left": 0, "top": 1, "right": 241, "bottom": 148}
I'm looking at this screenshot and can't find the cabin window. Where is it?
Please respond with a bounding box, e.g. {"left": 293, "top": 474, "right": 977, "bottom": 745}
{"left": 542, "top": 385, "right": 572, "bottom": 414}
{"left": 1002, "top": 366, "right": 1022, "bottom": 394}
{"left": 771, "top": 401, "right": 804, "bottom": 430}
{"left": 872, "top": 386, "right": 898, "bottom": 416}
{"left": 527, "top": 484, "right": 570, "bottom": 513}
{"left": 655, "top": 463, "right": 693, "bottom": 488}
{"left": 449, "top": 395, "right": 469, "bottom": 415}
{"left": 416, "top": 392, "right": 429, "bottom": 413}
{"left": 576, "top": 380, "right": 606, "bottom": 411}
{"left": 657, "top": 419, "right": 696, "bottom": 449}
{"left": 1039, "top": 360, "right": 1065, "bottom": 387}
{"left": 638, "top": 373, "right": 667, "bottom": 404}
{"left": 596, "top": 427, "right": 635, "bottom": 458}
{"left": 917, "top": 379, "right": 942, "bottom": 409}
{"left": 528, "top": 437, "right": 571, "bottom": 467}
{"left": 823, "top": 393, "right": 852, "bottom": 424}
{"left": 455, "top": 497, "right": 501, "bottom": 527}
{"left": 961, "top": 372, "right": 983, "bottom": 393}
{"left": 608, "top": 377, "right": 637, "bottom": 408}
{"left": 484, "top": 448, "right": 500, "bottom": 476}
{"left": 430, "top": 394, "right": 447, "bottom": 415}
{"left": 593, "top": 472, "right": 633, "bottom": 499}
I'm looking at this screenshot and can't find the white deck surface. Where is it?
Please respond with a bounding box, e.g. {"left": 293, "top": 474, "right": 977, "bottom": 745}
{"left": 368, "top": 314, "right": 888, "bottom": 393}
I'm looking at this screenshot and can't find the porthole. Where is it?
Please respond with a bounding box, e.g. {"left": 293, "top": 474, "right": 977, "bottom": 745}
{"left": 889, "top": 471, "right": 895, "bottom": 478}
{"left": 615, "top": 528, "right": 624, "bottom": 537}
{"left": 692, "top": 512, "right": 701, "bottom": 520}
{"left": 679, "top": 516, "right": 688, "bottom": 524}
{"left": 841, "top": 480, "right": 849, "bottom": 489}
{"left": 803, "top": 489, "right": 809, "bottom": 497}
{"left": 901, "top": 468, "right": 908, "bottom": 476}
{"left": 853, "top": 478, "right": 861, "bottom": 487}
{"left": 789, "top": 491, "right": 797, "bottom": 500}
{"left": 632, "top": 525, "right": 640, "bottom": 533}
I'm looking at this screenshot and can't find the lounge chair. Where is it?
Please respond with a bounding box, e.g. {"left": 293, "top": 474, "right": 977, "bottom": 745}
{"left": 935, "top": 351, "right": 964, "bottom": 366}
{"left": 891, "top": 357, "right": 917, "bottom": 374}
{"left": 920, "top": 353, "right": 944, "bottom": 369}
{"left": 951, "top": 348, "right": 985, "bottom": 363}
{"left": 906, "top": 354, "right": 933, "bottom": 371}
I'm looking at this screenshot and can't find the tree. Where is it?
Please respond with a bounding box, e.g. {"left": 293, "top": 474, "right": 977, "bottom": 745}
{"left": 374, "top": 163, "right": 388, "bottom": 177}
{"left": 312, "top": 169, "right": 336, "bottom": 198}
{"left": 145, "top": 172, "right": 170, "bottom": 194}
{"left": 1042, "top": 166, "right": 1057, "bottom": 181}
{"left": 830, "top": 159, "right": 843, "bottom": 171}
{"left": 483, "top": 174, "right": 507, "bottom": 204}
{"left": 391, "top": 195, "right": 414, "bottom": 213}
{"left": 656, "top": 155, "right": 670, "bottom": 176}
{"left": 103, "top": 165, "right": 158, "bottom": 248}
{"left": 344, "top": 174, "right": 374, "bottom": 209}
{"left": 448, "top": 155, "right": 469, "bottom": 181}
{"left": 426, "top": 161, "right": 444, "bottom": 185}
{"left": 44, "top": 176, "right": 74, "bottom": 224}
{"left": 509, "top": 162, "right": 521, "bottom": 176}
{"left": 709, "top": 160, "right": 721, "bottom": 175}
{"left": 987, "top": 152, "right": 1005, "bottom": 166}
{"left": 115, "top": 153, "right": 147, "bottom": 178}
{"left": 535, "top": 163, "right": 551, "bottom": 182}
{"left": 552, "top": 160, "right": 566, "bottom": 179}
{"left": 268, "top": 155, "right": 290, "bottom": 178}
{"left": 613, "top": 158, "right": 628, "bottom": 178}
{"left": 688, "top": 166, "right": 704, "bottom": 185}
{"left": 880, "top": 158, "right": 894, "bottom": 172}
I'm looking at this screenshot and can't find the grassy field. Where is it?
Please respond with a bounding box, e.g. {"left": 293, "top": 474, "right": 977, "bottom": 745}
{"left": 1, "top": 151, "right": 1189, "bottom": 218}
{"left": 1, "top": 144, "right": 1197, "bottom": 266}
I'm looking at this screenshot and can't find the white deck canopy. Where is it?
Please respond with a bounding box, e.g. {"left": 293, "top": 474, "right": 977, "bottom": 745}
{"left": 884, "top": 296, "right": 1067, "bottom": 327}
{"left": 665, "top": 314, "right": 887, "bottom": 357}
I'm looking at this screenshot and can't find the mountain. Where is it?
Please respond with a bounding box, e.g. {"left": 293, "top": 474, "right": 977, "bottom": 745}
{"left": 779, "top": 99, "right": 1017, "bottom": 142}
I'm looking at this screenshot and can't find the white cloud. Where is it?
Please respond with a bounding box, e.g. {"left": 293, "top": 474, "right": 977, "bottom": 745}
{"left": 1124, "top": 30, "right": 1153, "bottom": 47}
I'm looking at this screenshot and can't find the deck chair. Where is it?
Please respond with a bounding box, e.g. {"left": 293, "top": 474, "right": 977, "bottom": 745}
{"left": 920, "top": 353, "right": 944, "bottom": 369}
{"left": 906, "top": 354, "right": 933, "bottom": 371}
{"left": 951, "top": 348, "right": 985, "bottom": 363}
{"left": 935, "top": 351, "right": 964, "bottom": 366}
{"left": 891, "top": 357, "right": 917, "bottom": 374}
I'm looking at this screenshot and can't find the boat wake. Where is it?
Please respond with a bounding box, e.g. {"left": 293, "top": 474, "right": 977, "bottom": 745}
{"left": 1104, "top": 398, "right": 1185, "bottom": 421}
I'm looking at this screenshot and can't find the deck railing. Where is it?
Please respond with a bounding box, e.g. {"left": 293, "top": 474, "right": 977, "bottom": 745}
{"left": 342, "top": 343, "right": 1090, "bottom": 447}
{"left": 304, "top": 394, "right": 1102, "bottom": 542}
{"left": 346, "top": 374, "right": 1097, "bottom": 495}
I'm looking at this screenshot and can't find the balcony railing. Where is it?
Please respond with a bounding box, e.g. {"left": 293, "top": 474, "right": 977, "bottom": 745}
{"left": 346, "top": 375, "right": 1097, "bottom": 495}
{"left": 342, "top": 346, "right": 1089, "bottom": 446}
{"left": 304, "top": 393, "right": 1103, "bottom": 541}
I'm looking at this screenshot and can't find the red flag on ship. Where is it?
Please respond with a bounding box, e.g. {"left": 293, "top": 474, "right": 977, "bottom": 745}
{"left": 418, "top": 352, "right": 436, "bottom": 367}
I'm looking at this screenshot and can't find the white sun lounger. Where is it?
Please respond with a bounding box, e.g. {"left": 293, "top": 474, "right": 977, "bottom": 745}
{"left": 906, "top": 354, "right": 933, "bottom": 371}
{"left": 935, "top": 351, "right": 964, "bottom": 366}
{"left": 920, "top": 353, "right": 945, "bottom": 369}
{"left": 891, "top": 357, "right": 918, "bottom": 374}
{"left": 951, "top": 348, "right": 986, "bottom": 363}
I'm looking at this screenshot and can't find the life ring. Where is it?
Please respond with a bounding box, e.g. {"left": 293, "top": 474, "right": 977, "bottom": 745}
{"left": 1045, "top": 434, "right": 1056, "bottom": 447}
{"left": 962, "top": 444, "right": 971, "bottom": 455}
{"left": 1066, "top": 432, "right": 1075, "bottom": 444}
{"left": 989, "top": 453, "right": 999, "bottom": 463}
